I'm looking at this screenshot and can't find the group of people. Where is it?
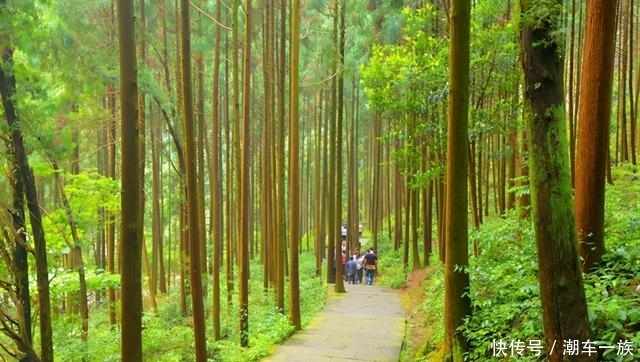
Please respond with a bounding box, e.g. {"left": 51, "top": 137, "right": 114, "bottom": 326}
{"left": 342, "top": 248, "right": 378, "bottom": 285}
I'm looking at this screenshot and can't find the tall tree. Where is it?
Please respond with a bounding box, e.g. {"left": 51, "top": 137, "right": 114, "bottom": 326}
{"left": 288, "top": 0, "right": 302, "bottom": 330}
{"left": 3, "top": 154, "right": 37, "bottom": 361}
{"left": 326, "top": 0, "right": 338, "bottom": 285}
{"left": 179, "top": 0, "right": 207, "bottom": 359}
{"left": 275, "top": 0, "right": 287, "bottom": 313}
{"left": 210, "top": 0, "right": 223, "bottom": 342}
{"left": 334, "top": 0, "right": 346, "bottom": 293}
{"left": 117, "top": 0, "right": 142, "bottom": 360}
{"left": 443, "top": 0, "right": 471, "bottom": 360}
{"left": 51, "top": 161, "right": 89, "bottom": 341}
{"left": 519, "top": 1, "right": 594, "bottom": 360}
{"left": 238, "top": 0, "right": 252, "bottom": 348}
{"left": 574, "top": 0, "right": 618, "bottom": 272}
{"left": 0, "top": 2, "right": 54, "bottom": 360}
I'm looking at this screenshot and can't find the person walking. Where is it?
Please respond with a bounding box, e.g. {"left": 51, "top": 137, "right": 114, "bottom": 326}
{"left": 345, "top": 256, "right": 358, "bottom": 284}
{"left": 354, "top": 251, "right": 364, "bottom": 284}
{"left": 363, "top": 248, "right": 378, "bottom": 285}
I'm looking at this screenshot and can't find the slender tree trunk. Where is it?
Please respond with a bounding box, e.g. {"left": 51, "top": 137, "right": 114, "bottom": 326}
{"left": 333, "top": 0, "right": 346, "bottom": 293}
{"left": 394, "top": 169, "right": 403, "bottom": 251}
{"left": 517, "top": 129, "right": 531, "bottom": 218}
{"left": 151, "top": 106, "right": 163, "bottom": 297}
{"left": 288, "top": 0, "right": 302, "bottom": 329}
{"left": 617, "top": 0, "right": 630, "bottom": 163}
{"left": 507, "top": 125, "right": 517, "bottom": 210}
{"left": 443, "top": 0, "right": 471, "bottom": 360}
{"left": 238, "top": 0, "right": 252, "bottom": 347}
{"left": 106, "top": 82, "right": 118, "bottom": 324}
{"left": 179, "top": 0, "right": 207, "bottom": 358}
{"left": 137, "top": 0, "right": 155, "bottom": 315}
{"left": 327, "top": 0, "right": 338, "bottom": 286}
{"left": 403, "top": 182, "right": 410, "bottom": 266}
{"left": 410, "top": 188, "right": 421, "bottom": 270}
{"left": 51, "top": 162, "right": 89, "bottom": 341}
{"left": 210, "top": 0, "right": 223, "bottom": 341}
{"left": 275, "top": 0, "right": 287, "bottom": 313}
{"left": 117, "top": 0, "right": 142, "bottom": 359}
{"left": 467, "top": 141, "right": 480, "bottom": 229}
{"left": 6, "top": 149, "right": 38, "bottom": 361}
{"left": 371, "top": 113, "right": 382, "bottom": 252}
{"left": 314, "top": 90, "right": 326, "bottom": 277}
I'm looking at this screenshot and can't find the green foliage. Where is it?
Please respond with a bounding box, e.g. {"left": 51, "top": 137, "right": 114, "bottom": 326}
{"left": 49, "top": 269, "right": 120, "bottom": 307}
{"left": 457, "top": 168, "right": 640, "bottom": 361}
{"left": 360, "top": 5, "right": 448, "bottom": 119}
{"left": 48, "top": 250, "right": 326, "bottom": 362}
{"left": 582, "top": 165, "right": 640, "bottom": 361}
{"left": 52, "top": 313, "right": 120, "bottom": 362}
{"left": 462, "top": 214, "right": 542, "bottom": 361}
{"left": 38, "top": 168, "right": 119, "bottom": 261}
{"left": 376, "top": 238, "right": 409, "bottom": 289}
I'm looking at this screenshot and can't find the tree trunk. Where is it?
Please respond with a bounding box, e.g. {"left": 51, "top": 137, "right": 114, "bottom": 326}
{"left": 5, "top": 148, "right": 38, "bottom": 361}
{"left": 370, "top": 113, "right": 382, "bottom": 252}
{"left": 51, "top": 162, "right": 89, "bottom": 341}
{"left": 443, "top": 0, "right": 471, "bottom": 360}
{"left": 575, "top": 0, "right": 618, "bottom": 272}
{"left": 106, "top": 82, "right": 118, "bottom": 324}
{"left": 288, "top": 0, "right": 302, "bottom": 329}
{"left": 179, "top": 0, "right": 207, "bottom": 358}
{"left": 118, "top": 0, "right": 142, "bottom": 360}
{"left": 151, "top": 106, "right": 163, "bottom": 297}
{"left": 0, "top": 13, "right": 54, "bottom": 362}
{"left": 137, "top": 0, "right": 156, "bottom": 315}
{"left": 519, "top": 1, "right": 594, "bottom": 360}
{"left": 238, "top": 0, "right": 252, "bottom": 347}
{"left": 333, "top": 0, "right": 346, "bottom": 294}
{"left": 410, "top": 188, "right": 421, "bottom": 270}
{"left": 210, "top": 0, "right": 223, "bottom": 341}
{"left": 275, "top": 0, "right": 287, "bottom": 313}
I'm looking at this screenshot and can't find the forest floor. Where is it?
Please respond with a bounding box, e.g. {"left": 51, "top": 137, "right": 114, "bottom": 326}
{"left": 396, "top": 266, "right": 440, "bottom": 361}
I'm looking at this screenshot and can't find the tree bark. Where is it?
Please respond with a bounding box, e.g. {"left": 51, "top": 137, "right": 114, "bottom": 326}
{"left": 210, "top": 0, "right": 223, "bottom": 341}
{"left": 238, "top": 0, "right": 252, "bottom": 347}
{"left": 519, "top": 1, "right": 594, "bottom": 360}
{"left": 575, "top": 0, "right": 618, "bottom": 272}
{"left": 117, "top": 0, "right": 142, "bottom": 360}
{"left": 5, "top": 147, "right": 38, "bottom": 361}
{"left": 443, "top": 0, "right": 471, "bottom": 360}
{"left": 288, "top": 0, "right": 302, "bottom": 330}
{"left": 179, "top": 0, "right": 207, "bottom": 358}
{"left": 0, "top": 12, "right": 54, "bottom": 362}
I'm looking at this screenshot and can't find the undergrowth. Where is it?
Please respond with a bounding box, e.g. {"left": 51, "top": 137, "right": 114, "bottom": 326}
{"left": 50, "top": 251, "right": 326, "bottom": 362}
{"left": 402, "top": 164, "right": 640, "bottom": 361}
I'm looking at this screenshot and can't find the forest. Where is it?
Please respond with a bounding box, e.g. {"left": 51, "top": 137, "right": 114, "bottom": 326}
{"left": 0, "top": 0, "right": 639, "bottom": 361}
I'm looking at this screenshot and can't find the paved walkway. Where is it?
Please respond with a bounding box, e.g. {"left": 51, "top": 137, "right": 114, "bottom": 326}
{"left": 262, "top": 283, "right": 406, "bottom": 362}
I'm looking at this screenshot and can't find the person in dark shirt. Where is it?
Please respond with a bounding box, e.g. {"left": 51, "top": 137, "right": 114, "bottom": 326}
{"left": 363, "top": 248, "right": 377, "bottom": 285}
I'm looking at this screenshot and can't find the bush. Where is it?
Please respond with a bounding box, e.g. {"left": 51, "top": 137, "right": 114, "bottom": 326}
{"left": 462, "top": 213, "right": 543, "bottom": 361}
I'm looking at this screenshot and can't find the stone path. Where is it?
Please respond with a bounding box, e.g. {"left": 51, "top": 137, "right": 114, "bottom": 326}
{"left": 261, "top": 283, "right": 406, "bottom": 362}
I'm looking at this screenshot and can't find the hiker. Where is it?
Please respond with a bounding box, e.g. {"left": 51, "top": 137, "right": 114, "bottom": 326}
{"left": 363, "top": 248, "right": 378, "bottom": 285}
{"left": 345, "top": 256, "right": 358, "bottom": 284}
{"left": 354, "top": 250, "right": 364, "bottom": 284}
{"left": 341, "top": 250, "right": 348, "bottom": 280}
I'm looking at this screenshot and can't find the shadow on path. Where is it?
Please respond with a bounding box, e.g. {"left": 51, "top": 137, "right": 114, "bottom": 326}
{"left": 262, "top": 283, "right": 406, "bottom": 362}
